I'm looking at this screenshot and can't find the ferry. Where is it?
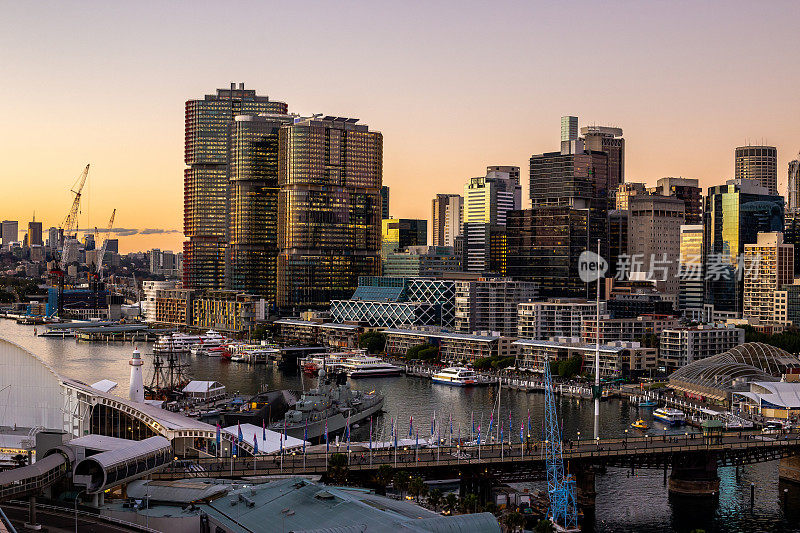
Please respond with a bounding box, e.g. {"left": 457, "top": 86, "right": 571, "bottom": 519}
{"left": 653, "top": 407, "right": 685, "bottom": 426}
{"left": 189, "top": 330, "right": 227, "bottom": 355}
{"left": 432, "top": 366, "right": 488, "bottom": 387}
{"left": 343, "top": 355, "right": 403, "bottom": 378}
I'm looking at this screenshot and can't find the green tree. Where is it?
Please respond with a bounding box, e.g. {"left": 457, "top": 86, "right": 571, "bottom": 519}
{"left": 359, "top": 331, "right": 387, "bottom": 354}
{"left": 427, "top": 488, "right": 443, "bottom": 510}
{"left": 372, "top": 464, "right": 393, "bottom": 495}
{"left": 393, "top": 470, "right": 411, "bottom": 498}
{"left": 491, "top": 356, "right": 516, "bottom": 370}
{"left": 444, "top": 493, "right": 459, "bottom": 514}
{"left": 638, "top": 333, "right": 660, "bottom": 349}
{"left": 558, "top": 354, "right": 583, "bottom": 378}
{"left": 461, "top": 493, "right": 479, "bottom": 514}
{"left": 473, "top": 356, "right": 495, "bottom": 370}
{"left": 504, "top": 511, "right": 526, "bottom": 532}
{"left": 408, "top": 475, "right": 427, "bottom": 502}
{"left": 534, "top": 519, "right": 555, "bottom": 533}
{"left": 326, "top": 453, "right": 348, "bottom": 484}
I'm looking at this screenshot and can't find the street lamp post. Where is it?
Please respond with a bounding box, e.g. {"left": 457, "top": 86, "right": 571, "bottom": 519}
{"left": 74, "top": 489, "right": 85, "bottom": 533}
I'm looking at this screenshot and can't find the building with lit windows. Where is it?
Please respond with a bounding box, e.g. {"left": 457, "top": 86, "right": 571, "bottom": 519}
{"left": 381, "top": 185, "right": 390, "bottom": 219}
{"left": 581, "top": 125, "right": 624, "bottom": 193}
{"left": 615, "top": 182, "right": 647, "bottom": 210}
{"left": 183, "top": 83, "right": 288, "bottom": 290}
{"left": 381, "top": 218, "right": 427, "bottom": 259}
{"left": 382, "top": 246, "right": 461, "bottom": 278}
{"left": 679, "top": 225, "right": 704, "bottom": 312}
{"left": 743, "top": 232, "right": 794, "bottom": 323}
{"left": 654, "top": 177, "right": 702, "bottom": 225}
{"left": 580, "top": 314, "right": 679, "bottom": 344}
{"left": 517, "top": 298, "right": 604, "bottom": 340}
{"left": 27, "top": 220, "right": 43, "bottom": 247}
{"left": 227, "top": 114, "right": 294, "bottom": 301}
{"left": 277, "top": 116, "right": 382, "bottom": 307}
{"left": 658, "top": 325, "right": 745, "bottom": 372}
{"left": 384, "top": 328, "right": 517, "bottom": 363}
{"left": 703, "top": 179, "right": 784, "bottom": 314}
{"left": 514, "top": 339, "right": 656, "bottom": 378}
{"left": 627, "top": 194, "right": 685, "bottom": 294}
{"left": 735, "top": 145, "right": 778, "bottom": 195}
{"left": 191, "top": 290, "right": 264, "bottom": 335}
{"left": 454, "top": 278, "right": 538, "bottom": 336}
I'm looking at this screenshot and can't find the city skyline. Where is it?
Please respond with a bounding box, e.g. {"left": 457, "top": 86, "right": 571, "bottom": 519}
{"left": 1, "top": 1, "right": 799, "bottom": 253}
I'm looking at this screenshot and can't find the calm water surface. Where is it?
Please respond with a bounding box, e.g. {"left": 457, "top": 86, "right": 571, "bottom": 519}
{"left": 2, "top": 320, "right": 799, "bottom": 532}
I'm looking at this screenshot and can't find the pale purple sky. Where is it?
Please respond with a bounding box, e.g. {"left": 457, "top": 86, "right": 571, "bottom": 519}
{"left": 1, "top": 1, "right": 798, "bottom": 252}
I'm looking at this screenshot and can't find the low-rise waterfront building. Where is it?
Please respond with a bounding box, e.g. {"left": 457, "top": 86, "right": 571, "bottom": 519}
{"left": 191, "top": 290, "right": 264, "bottom": 335}
{"left": 384, "top": 328, "right": 517, "bottom": 363}
{"left": 580, "top": 314, "right": 679, "bottom": 344}
{"left": 142, "top": 280, "right": 176, "bottom": 323}
{"left": 658, "top": 325, "right": 745, "bottom": 372}
{"left": 275, "top": 319, "right": 362, "bottom": 349}
{"left": 513, "top": 338, "right": 656, "bottom": 377}
{"left": 518, "top": 299, "right": 605, "bottom": 340}
{"left": 154, "top": 288, "right": 196, "bottom": 328}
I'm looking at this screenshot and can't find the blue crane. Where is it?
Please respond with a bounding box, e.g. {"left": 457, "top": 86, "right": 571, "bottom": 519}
{"left": 543, "top": 355, "right": 578, "bottom": 530}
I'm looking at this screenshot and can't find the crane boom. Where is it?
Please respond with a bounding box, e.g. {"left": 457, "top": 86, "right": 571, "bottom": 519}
{"left": 96, "top": 209, "right": 116, "bottom": 275}
{"left": 60, "top": 164, "right": 89, "bottom": 234}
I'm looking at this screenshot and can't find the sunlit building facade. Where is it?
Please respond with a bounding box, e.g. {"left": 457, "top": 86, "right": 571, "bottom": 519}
{"left": 183, "top": 83, "right": 288, "bottom": 290}
{"left": 227, "top": 114, "right": 294, "bottom": 301}
{"left": 735, "top": 145, "right": 778, "bottom": 195}
{"left": 278, "top": 116, "right": 383, "bottom": 307}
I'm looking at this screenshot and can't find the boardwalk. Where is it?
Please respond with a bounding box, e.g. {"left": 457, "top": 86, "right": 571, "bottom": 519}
{"left": 154, "top": 430, "right": 800, "bottom": 481}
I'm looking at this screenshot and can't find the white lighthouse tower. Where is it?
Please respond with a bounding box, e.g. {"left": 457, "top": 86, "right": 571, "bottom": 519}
{"left": 129, "top": 348, "right": 145, "bottom": 403}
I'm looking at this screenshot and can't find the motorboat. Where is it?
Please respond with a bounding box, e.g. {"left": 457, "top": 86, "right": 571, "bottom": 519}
{"left": 431, "top": 366, "right": 495, "bottom": 386}
{"left": 344, "top": 355, "right": 403, "bottom": 378}
{"left": 631, "top": 419, "right": 649, "bottom": 430}
{"left": 653, "top": 407, "right": 685, "bottom": 426}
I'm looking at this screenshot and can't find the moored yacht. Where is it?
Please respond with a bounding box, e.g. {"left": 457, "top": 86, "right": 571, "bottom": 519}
{"left": 432, "top": 366, "right": 495, "bottom": 386}
{"left": 344, "top": 355, "right": 402, "bottom": 378}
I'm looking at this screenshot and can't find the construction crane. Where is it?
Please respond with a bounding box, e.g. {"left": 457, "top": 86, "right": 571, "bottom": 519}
{"left": 95, "top": 209, "right": 116, "bottom": 276}
{"left": 49, "top": 164, "right": 89, "bottom": 318}
{"left": 542, "top": 353, "right": 578, "bottom": 530}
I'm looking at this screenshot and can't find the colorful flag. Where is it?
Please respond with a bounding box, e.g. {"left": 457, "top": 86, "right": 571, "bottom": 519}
{"left": 477, "top": 423, "right": 481, "bottom": 446}
{"left": 471, "top": 412, "right": 475, "bottom": 437}
{"left": 509, "top": 411, "right": 513, "bottom": 435}
{"left": 488, "top": 413, "right": 494, "bottom": 436}
{"left": 415, "top": 430, "right": 419, "bottom": 450}
{"left": 449, "top": 413, "right": 453, "bottom": 443}
{"left": 409, "top": 415, "right": 413, "bottom": 437}
{"left": 253, "top": 433, "right": 258, "bottom": 455}
{"left": 369, "top": 417, "right": 373, "bottom": 451}
{"left": 527, "top": 409, "right": 531, "bottom": 436}
{"left": 520, "top": 420, "right": 524, "bottom": 443}
{"left": 237, "top": 422, "right": 243, "bottom": 445}
{"left": 216, "top": 423, "right": 221, "bottom": 449}
{"left": 262, "top": 418, "right": 266, "bottom": 441}
{"left": 325, "top": 419, "right": 329, "bottom": 452}
{"left": 431, "top": 411, "right": 436, "bottom": 437}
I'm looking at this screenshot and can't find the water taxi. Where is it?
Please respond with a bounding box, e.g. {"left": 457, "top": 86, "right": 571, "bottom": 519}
{"left": 631, "top": 419, "right": 649, "bottom": 430}
{"left": 432, "top": 367, "right": 480, "bottom": 386}
{"left": 653, "top": 407, "right": 685, "bottom": 426}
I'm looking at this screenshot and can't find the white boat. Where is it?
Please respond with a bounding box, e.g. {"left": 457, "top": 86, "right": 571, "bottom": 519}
{"left": 432, "top": 366, "right": 490, "bottom": 387}
{"left": 189, "top": 330, "right": 227, "bottom": 355}
{"left": 301, "top": 353, "right": 350, "bottom": 375}
{"left": 344, "top": 355, "right": 402, "bottom": 378}
{"left": 653, "top": 407, "right": 685, "bottom": 426}
{"left": 157, "top": 330, "right": 226, "bottom": 353}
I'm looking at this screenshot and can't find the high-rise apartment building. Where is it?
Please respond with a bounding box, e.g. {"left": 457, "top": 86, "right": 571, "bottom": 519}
{"left": 226, "top": 114, "right": 294, "bottom": 301}
{"left": 743, "top": 232, "right": 793, "bottom": 323}
{"left": 789, "top": 153, "right": 800, "bottom": 212}
{"left": 735, "top": 145, "right": 778, "bottom": 195}
{"left": 518, "top": 298, "right": 605, "bottom": 340}
{"left": 27, "top": 220, "right": 43, "bottom": 247}
{"left": 627, "top": 194, "right": 685, "bottom": 294}
{"left": 432, "top": 193, "right": 463, "bottom": 247}
{"left": 2, "top": 221, "right": 18, "bottom": 248}
{"left": 462, "top": 168, "right": 521, "bottom": 272}
{"left": 47, "top": 227, "right": 59, "bottom": 250}
{"left": 381, "top": 186, "right": 390, "bottom": 219}
{"left": 561, "top": 116, "right": 578, "bottom": 143}
{"left": 608, "top": 210, "right": 629, "bottom": 280}
{"left": 183, "top": 83, "right": 288, "bottom": 290}
{"left": 581, "top": 125, "right": 625, "bottom": 193}
{"left": 655, "top": 177, "right": 702, "bottom": 225}
{"left": 615, "top": 182, "right": 648, "bottom": 210}
{"left": 678, "top": 225, "right": 704, "bottom": 312}
{"left": 454, "top": 277, "right": 539, "bottom": 336}
{"left": 278, "top": 116, "right": 382, "bottom": 307}
{"left": 381, "top": 218, "right": 427, "bottom": 258}
{"left": 703, "top": 179, "right": 784, "bottom": 313}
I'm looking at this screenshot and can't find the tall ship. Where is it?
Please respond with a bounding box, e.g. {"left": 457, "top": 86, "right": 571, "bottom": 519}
{"left": 145, "top": 350, "right": 191, "bottom": 401}
{"left": 270, "top": 369, "right": 384, "bottom": 441}
{"left": 344, "top": 355, "right": 402, "bottom": 378}
{"left": 653, "top": 407, "right": 685, "bottom": 426}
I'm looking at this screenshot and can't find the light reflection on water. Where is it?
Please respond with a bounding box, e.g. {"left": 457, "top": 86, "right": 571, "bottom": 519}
{"left": 2, "top": 320, "right": 799, "bottom": 532}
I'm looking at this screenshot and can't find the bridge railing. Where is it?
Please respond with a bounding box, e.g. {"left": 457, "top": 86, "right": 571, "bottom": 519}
{"left": 151, "top": 431, "right": 800, "bottom": 479}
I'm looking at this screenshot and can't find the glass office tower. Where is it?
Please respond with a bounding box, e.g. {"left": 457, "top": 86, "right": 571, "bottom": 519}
{"left": 278, "top": 116, "right": 383, "bottom": 307}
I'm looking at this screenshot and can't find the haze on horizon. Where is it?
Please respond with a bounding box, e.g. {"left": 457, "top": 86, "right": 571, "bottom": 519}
{"left": 1, "top": 0, "right": 798, "bottom": 253}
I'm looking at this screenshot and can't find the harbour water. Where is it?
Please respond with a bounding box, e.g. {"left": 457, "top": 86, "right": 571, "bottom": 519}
{"left": 3, "top": 320, "right": 800, "bottom": 532}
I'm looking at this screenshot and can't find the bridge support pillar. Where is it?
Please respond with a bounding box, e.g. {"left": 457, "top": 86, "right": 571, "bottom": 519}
{"left": 23, "top": 496, "right": 41, "bottom": 531}
{"left": 459, "top": 470, "right": 493, "bottom": 504}
{"left": 779, "top": 456, "right": 800, "bottom": 484}
{"left": 668, "top": 454, "right": 719, "bottom": 496}
{"left": 574, "top": 466, "right": 596, "bottom": 511}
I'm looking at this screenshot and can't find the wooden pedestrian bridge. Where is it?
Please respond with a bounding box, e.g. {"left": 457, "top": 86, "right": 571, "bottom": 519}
{"left": 154, "top": 429, "right": 800, "bottom": 499}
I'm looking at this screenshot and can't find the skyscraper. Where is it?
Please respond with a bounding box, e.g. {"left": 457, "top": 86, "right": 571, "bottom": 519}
{"left": 462, "top": 168, "right": 521, "bottom": 272}
{"left": 560, "top": 115, "right": 578, "bottom": 154}
{"left": 743, "top": 232, "right": 793, "bottom": 323}
{"left": 381, "top": 218, "right": 427, "bottom": 258}
{"left": 704, "top": 179, "right": 784, "bottom": 313}
{"left": 678, "top": 225, "right": 704, "bottom": 312}
{"left": 27, "top": 220, "right": 43, "bottom": 247}
{"left": 788, "top": 153, "right": 800, "bottom": 212}
{"left": 183, "top": 83, "right": 288, "bottom": 290}
{"left": 278, "top": 116, "right": 382, "bottom": 307}
{"left": 735, "top": 145, "right": 778, "bottom": 195}
{"left": 227, "top": 113, "right": 294, "bottom": 301}
{"left": 582, "top": 125, "right": 625, "bottom": 192}
{"left": 432, "top": 194, "right": 463, "bottom": 247}
{"left": 655, "top": 177, "right": 702, "bottom": 225}
{"left": 2, "top": 221, "right": 18, "bottom": 248}
{"left": 380, "top": 186, "right": 390, "bottom": 219}
{"left": 627, "top": 194, "right": 685, "bottom": 295}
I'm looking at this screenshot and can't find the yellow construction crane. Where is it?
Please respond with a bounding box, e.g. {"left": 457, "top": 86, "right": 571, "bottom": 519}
{"left": 95, "top": 208, "right": 116, "bottom": 276}
{"left": 58, "top": 164, "right": 90, "bottom": 270}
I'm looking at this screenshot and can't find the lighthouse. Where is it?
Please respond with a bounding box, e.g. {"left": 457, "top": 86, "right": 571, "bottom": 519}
{"left": 129, "top": 348, "right": 145, "bottom": 403}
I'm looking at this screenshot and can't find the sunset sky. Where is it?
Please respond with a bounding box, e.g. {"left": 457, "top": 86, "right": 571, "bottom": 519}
{"left": 1, "top": 1, "right": 799, "bottom": 253}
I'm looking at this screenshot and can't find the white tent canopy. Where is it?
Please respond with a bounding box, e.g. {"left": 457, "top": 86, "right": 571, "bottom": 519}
{"left": 223, "top": 423, "right": 308, "bottom": 454}
{"left": 91, "top": 379, "right": 118, "bottom": 393}
{"left": 182, "top": 380, "right": 226, "bottom": 399}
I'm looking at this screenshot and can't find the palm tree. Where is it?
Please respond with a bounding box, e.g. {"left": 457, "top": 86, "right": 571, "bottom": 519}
{"left": 393, "top": 470, "right": 411, "bottom": 498}
{"left": 409, "top": 476, "right": 427, "bottom": 502}
{"left": 444, "top": 493, "right": 459, "bottom": 515}
{"left": 373, "top": 464, "right": 393, "bottom": 495}
{"left": 427, "top": 488, "right": 443, "bottom": 510}
{"left": 461, "top": 493, "right": 479, "bottom": 514}
{"left": 327, "top": 453, "right": 348, "bottom": 484}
